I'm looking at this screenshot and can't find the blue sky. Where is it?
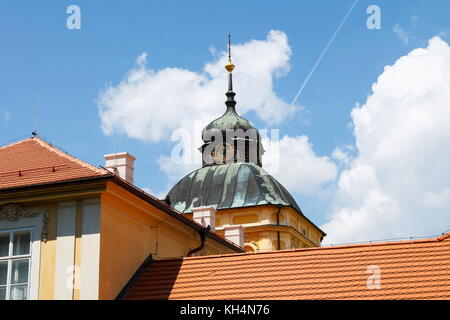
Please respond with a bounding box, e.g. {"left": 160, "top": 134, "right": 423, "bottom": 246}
{"left": 1, "top": 0, "right": 450, "bottom": 242}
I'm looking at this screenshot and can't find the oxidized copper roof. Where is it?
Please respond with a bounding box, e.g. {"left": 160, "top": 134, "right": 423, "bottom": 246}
{"left": 166, "top": 163, "right": 302, "bottom": 214}
{"left": 202, "top": 106, "right": 257, "bottom": 139}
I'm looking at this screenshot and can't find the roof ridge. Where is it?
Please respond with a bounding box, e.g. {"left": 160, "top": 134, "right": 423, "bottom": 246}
{"left": 0, "top": 137, "right": 32, "bottom": 151}
{"left": 32, "top": 137, "right": 107, "bottom": 175}
{"left": 175, "top": 233, "right": 449, "bottom": 262}
{"left": 437, "top": 232, "right": 450, "bottom": 241}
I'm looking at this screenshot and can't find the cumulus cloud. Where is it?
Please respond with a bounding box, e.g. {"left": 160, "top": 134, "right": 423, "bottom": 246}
{"left": 393, "top": 24, "right": 410, "bottom": 45}
{"left": 142, "top": 187, "right": 169, "bottom": 200}
{"left": 98, "top": 31, "right": 450, "bottom": 244}
{"left": 264, "top": 135, "right": 337, "bottom": 195}
{"left": 155, "top": 132, "right": 338, "bottom": 197}
{"left": 98, "top": 31, "right": 337, "bottom": 196}
{"left": 322, "top": 37, "right": 450, "bottom": 244}
{"left": 0, "top": 108, "right": 10, "bottom": 122}
{"left": 157, "top": 154, "right": 199, "bottom": 186}
{"left": 332, "top": 145, "right": 355, "bottom": 167}
{"left": 98, "top": 30, "right": 297, "bottom": 145}
{"left": 422, "top": 188, "right": 450, "bottom": 208}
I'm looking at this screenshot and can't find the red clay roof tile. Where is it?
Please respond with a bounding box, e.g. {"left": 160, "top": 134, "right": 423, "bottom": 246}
{"left": 0, "top": 137, "right": 244, "bottom": 254}
{"left": 122, "top": 233, "right": 450, "bottom": 300}
{"left": 0, "top": 137, "right": 108, "bottom": 190}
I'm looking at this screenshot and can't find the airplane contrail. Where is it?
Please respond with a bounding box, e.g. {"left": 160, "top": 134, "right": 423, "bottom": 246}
{"left": 291, "top": 0, "right": 360, "bottom": 105}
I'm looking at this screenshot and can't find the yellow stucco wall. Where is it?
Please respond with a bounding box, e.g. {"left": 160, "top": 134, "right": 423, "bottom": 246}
{"left": 73, "top": 200, "right": 83, "bottom": 300}
{"left": 98, "top": 182, "right": 238, "bottom": 300}
{"left": 38, "top": 205, "right": 57, "bottom": 300}
{"left": 99, "top": 191, "right": 156, "bottom": 300}
{"left": 209, "top": 205, "right": 325, "bottom": 252}
{"left": 1, "top": 180, "right": 240, "bottom": 300}
{"left": 18, "top": 199, "right": 92, "bottom": 300}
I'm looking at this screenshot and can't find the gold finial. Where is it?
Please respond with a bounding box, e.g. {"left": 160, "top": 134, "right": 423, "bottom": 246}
{"left": 225, "top": 60, "right": 235, "bottom": 73}
{"left": 225, "top": 33, "right": 235, "bottom": 73}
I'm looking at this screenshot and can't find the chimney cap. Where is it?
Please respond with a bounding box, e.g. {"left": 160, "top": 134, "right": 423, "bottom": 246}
{"left": 104, "top": 152, "right": 136, "bottom": 161}
{"left": 192, "top": 207, "right": 216, "bottom": 232}
{"left": 104, "top": 152, "right": 136, "bottom": 184}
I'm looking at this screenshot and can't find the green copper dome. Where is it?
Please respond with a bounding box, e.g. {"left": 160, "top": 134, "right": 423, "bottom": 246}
{"left": 167, "top": 45, "right": 296, "bottom": 215}
{"left": 166, "top": 163, "right": 302, "bottom": 214}
{"left": 202, "top": 106, "right": 256, "bottom": 137}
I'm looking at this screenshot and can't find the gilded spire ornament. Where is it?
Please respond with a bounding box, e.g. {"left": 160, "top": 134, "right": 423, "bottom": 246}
{"left": 225, "top": 33, "right": 236, "bottom": 100}
{"left": 225, "top": 33, "right": 235, "bottom": 73}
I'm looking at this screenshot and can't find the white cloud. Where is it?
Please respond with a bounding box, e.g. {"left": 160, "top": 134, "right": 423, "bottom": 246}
{"left": 437, "top": 28, "right": 449, "bottom": 39}
{"left": 422, "top": 187, "right": 450, "bottom": 208}
{"left": 0, "top": 108, "right": 10, "bottom": 122}
{"left": 393, "top": 24, "right": 409, "bottom": 45}
{"left": 322, "top": 37, "right": 450, "bottom": 244}
{"left": 99, "top": 32, "right": 450, "bottom": 244}
{"left": 332, "top": 145, "right": 354, "bottom": 167}
{"left": 264, "top": 135, "right": 337, "bottom": 195}
{"left": 98, "top": 31, "right": 341, "bottom": 196}
{"left": 142, "top": 187, "right": 168, "bottom": 200}
{"left": 157, "top": 154, "right": 199, "bottom": 186}
{"left": 98, "top": 30, "right": 297, "bottom": 145}
{"left": 135, "top": 52, "right": 148, "bottom": 66}
{"left": 156, "top": 132, "right": 338, "bottom": 197}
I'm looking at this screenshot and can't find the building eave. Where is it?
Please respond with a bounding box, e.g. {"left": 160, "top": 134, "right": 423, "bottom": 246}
{"left": 0, "top": 172, "right": 244, "bottom": 254}
{"left": 109, "top": 175, "right": 245, "bottom": 253}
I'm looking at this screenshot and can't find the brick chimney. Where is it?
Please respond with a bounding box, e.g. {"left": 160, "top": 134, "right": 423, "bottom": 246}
{"left": 104, "top": 152, "right": 136, "bottom": 184}
{"left": 192, "top": 207, "right": 216, "bottom": 232}
{"left": 224, "top": 225, "right": 244, "bottom": 248}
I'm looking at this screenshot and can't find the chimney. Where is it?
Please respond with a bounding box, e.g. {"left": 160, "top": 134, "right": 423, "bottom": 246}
{"left": 192, "top": 207, "right": 216, "bottom": 232}
{"left": 224, "top": 225, "right": 244, "bottom": 248}
{"left": 104, "top": 152, "right": 136, "bottom": 184}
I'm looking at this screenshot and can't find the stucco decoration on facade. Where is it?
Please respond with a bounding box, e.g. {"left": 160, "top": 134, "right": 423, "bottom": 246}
{"left": 0, "top": 204, "right": 49, "bottom": 242}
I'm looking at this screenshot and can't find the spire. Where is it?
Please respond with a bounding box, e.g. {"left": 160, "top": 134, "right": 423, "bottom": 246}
{"left": 225, "top": 33, "right": 235, "bottom": 74}
{"left": 225, "top": 33, "right": 236, "bottom": 109}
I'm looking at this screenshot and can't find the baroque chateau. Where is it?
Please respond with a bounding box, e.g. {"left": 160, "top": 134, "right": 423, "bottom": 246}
{"left": 0, "top": 39, "right": 449, "bottom": 300}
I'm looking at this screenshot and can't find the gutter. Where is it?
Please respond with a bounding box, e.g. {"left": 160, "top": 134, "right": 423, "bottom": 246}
{"left": 0, "top": 172, "right": 244, "bottom": 253}
{"left": 187, "top": 226, "right": 211, "bottom": 257}
{"left": 110, "top": 176, "right": 245, "bottom": 253}
{"left": 0, "top": 173, "right": 113, "bottom": 194}
{"left": 276, "top": 204, "right": 282, "bottom": 250}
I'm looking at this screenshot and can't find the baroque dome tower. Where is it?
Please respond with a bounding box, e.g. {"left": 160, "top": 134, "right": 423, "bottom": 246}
{"left": 199, "top": 37, "right": 264, "bottom": 168}
{"left": 166, "top": 35, "right": 325, "bottom": 252}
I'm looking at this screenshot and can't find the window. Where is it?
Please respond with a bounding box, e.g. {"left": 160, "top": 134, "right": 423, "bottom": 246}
{"left": 0, "top": 228, "right": 32, "bottom": 300}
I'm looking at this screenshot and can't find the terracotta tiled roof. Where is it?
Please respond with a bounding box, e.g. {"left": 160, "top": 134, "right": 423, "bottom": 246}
{"left": 0, "top": 137, "right": 244, "bottom": 253}
{"left": 0, "top": 137, "right": 108, "bottom": 190}
{"left": 122, "top": 233, "right": 450, "bottom": 300}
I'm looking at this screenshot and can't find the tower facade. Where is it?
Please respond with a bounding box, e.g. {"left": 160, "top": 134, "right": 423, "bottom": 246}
{"left": 166, "top": 36, "right": 325, "bottom": 251}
